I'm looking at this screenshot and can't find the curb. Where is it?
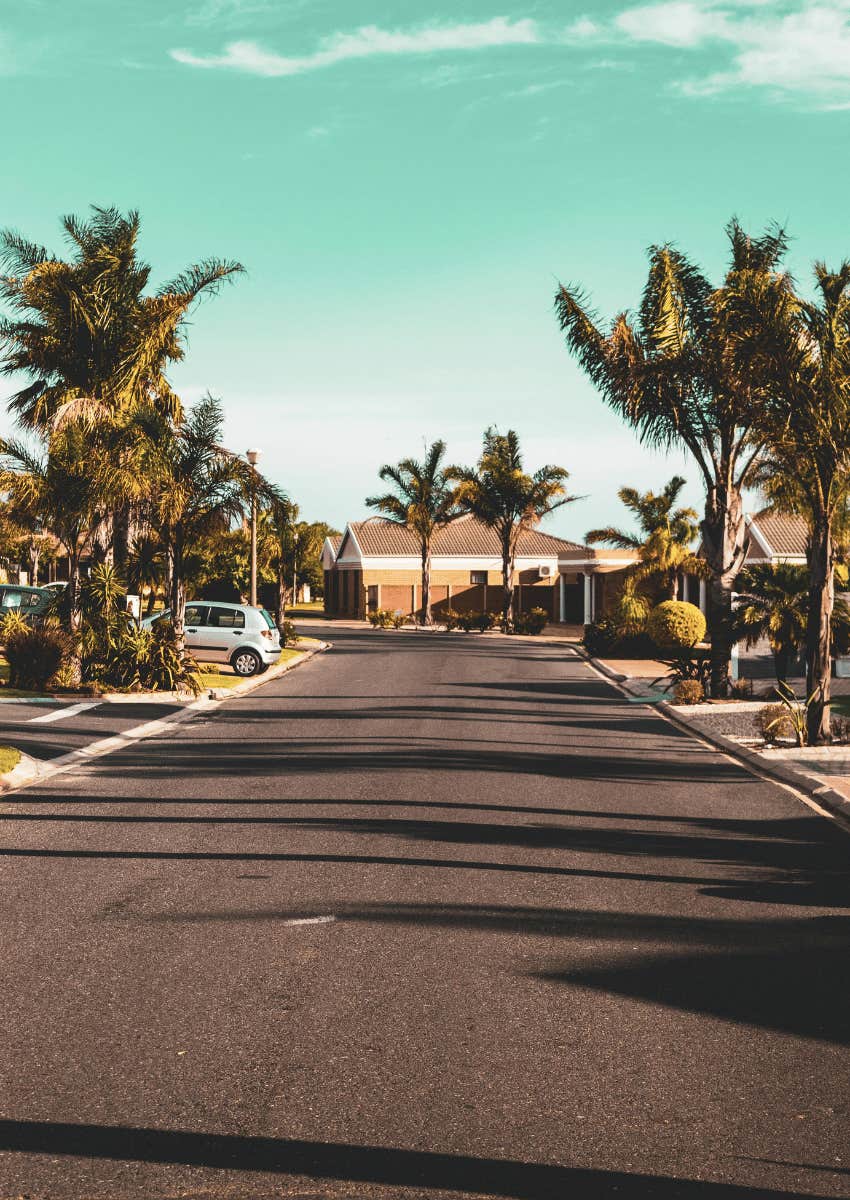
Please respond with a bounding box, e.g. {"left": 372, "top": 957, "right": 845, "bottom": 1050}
{"left": 206, "top": 640, "right": 330, "bottom": 701}
{"left": 572, "top": 641, "right": 850, "bottom": 830}
{"left": 657, "top": 700, "right": 850, "bottom": 828}
{"left": 0, "top": 640, "right": 332, "bottom": 797}
{"left": 0, "top": 751, "right": 39, "bottom": 794}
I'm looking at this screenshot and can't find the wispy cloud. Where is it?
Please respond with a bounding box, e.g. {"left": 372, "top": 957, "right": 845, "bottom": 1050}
{"left": 612, "top": 0, "right": 850, "bottom": 105}
{"left": 169, "top": 3, "right": 850, "bottom": 109}
{"left": 171, "top": 17, "right": 541, "bottom": 77}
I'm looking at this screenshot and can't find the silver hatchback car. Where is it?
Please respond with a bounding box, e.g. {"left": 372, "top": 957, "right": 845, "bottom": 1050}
{"left": 144, "top": 601, "right": 281, "bottom": 676}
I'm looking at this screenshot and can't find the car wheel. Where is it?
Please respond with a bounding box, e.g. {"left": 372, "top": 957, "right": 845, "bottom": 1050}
{"left": 231, "top": 649, "right": 262, "bottom": 677}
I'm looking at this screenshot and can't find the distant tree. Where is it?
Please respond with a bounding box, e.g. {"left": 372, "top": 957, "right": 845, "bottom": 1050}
{"left": 367, "top": 440, "right": 461, "bottom": 625}
{"left": 449, "top": 429, "right": 574, "bottom": 627}
{"left": 0, "top": 425, "right": 107, "bottom": 629}
{"left": 136, "top": 394, "right": 282, "bottom": 653}
{"left": 586, "top": 476, "right": 703, "bottom": 600}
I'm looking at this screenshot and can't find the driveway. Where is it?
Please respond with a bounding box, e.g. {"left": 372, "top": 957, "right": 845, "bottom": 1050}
{"left": 1, "top": 626, "right": 849, "bottom": 1199}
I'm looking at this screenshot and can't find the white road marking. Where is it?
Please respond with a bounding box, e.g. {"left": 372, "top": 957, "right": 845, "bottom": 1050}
{"left": 282, "top": 916, "right": 336, "bottom": 927}
{"left": 28, "top": 701, "right": 100, "bottom": 725}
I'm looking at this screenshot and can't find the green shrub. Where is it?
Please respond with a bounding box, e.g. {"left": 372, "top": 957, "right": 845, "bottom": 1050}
{"left": 673, "top": 679, "right": 704, "bottom": 705}
{"left": 646, "top": 601, "right": 706, "bottom": 650}
{"left": 582, "top": 618, "right": 618, "bottom": 656}
{"left": 514, "top": 607, "right": 549, "bottom": 635}
{"left": 279, "top": 619, "right": 298, "bottom": 646}
{"left": 442, "top": 608, "right": 460, "bottom": 631}
{"left": 392, "top": 612, "right": 410, "bottom": 629}
{"left": 458, "top": 610, "right": 497, "bottom": 633}
{"left": 4, "top": 623, "right": 74, "bottom": 691}
{"left": 0, "top": 609, "right": 31, "bottom": 644}
{"left": 611, "top": 590, "right": 650, "bottom": 638}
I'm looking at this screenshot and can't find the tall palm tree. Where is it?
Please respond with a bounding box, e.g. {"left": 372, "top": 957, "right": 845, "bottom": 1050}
{"left": 725, "top": 261, "right": 850, "bottom": 742}
{"left": 586, "top": 476, "right": 703, "bottom": 600}
{"left": 0, "top": 425, "right": 108, "bottom": 629}
{"left": 555, "top": 220, "right": 787, "bottom": 695}
{"left": 135, "top": 394, "right": 283, "bottom": 652}
{"left": 366, "top": 440, "right": 462, "bottom": 625}
{"left": 0, "top": 206, "right": 243, "bottom": 567}
{"left": 449, "top": 429, "right": 574, "bottom": 628}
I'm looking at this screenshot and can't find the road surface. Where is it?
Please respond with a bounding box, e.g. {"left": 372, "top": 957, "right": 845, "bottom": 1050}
{"left": 1, "top": 625, "right": 849, "bottom": 1199}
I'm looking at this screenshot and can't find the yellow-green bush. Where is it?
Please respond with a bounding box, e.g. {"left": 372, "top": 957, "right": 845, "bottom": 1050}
{"left": 646, "top": 601, "right": 706, "bottom": 650}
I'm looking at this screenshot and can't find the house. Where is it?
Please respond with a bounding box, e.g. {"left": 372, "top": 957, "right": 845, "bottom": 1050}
{"left": 321, "top": 515, "right": 636, "bottom": 624}
{"left": 744, "top": 509, "right": 808, "bottom": 566}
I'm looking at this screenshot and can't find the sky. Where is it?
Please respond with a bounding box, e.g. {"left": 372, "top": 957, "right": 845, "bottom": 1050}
{"left": 3, "top": 0, "right": 850, "bottom": 541}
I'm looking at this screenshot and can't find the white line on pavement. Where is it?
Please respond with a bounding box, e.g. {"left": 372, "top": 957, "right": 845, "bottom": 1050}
{"left": 28, "top": 701, "right": 101, "bottom": 725}
{"left": 282, "top": 916, "right": 336, "bottom": 927}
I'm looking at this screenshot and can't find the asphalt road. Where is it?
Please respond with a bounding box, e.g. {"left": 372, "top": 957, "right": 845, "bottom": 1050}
{"left": 1, "top": 625, "right": 849, "bottom": 1200}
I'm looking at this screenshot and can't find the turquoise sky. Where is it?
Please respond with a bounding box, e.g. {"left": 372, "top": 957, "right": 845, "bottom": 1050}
{"left": 4, "top": 0, "right": 850, "bottom": 539}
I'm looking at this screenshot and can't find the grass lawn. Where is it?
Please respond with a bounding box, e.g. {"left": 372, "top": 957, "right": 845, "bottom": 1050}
{"left": 196, "top": 644, "right": 310, "bottom": 690}
{"left": 831, "top": 697, "right": 850, "bottom": 718}
{"left": 0, "top": 745, "right": 22, "bottom": 773}
{"left": 286, "top": 601, "right": 326, "bottom": 616}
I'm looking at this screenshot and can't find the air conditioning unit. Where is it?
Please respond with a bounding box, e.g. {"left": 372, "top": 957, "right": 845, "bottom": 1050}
{"left": 538, "top": 564, "right": 554, "bottom": 578}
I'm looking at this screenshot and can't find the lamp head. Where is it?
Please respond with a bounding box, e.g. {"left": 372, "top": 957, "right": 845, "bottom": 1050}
{"left": 246, "top": 448, "right": 261, "bottom": 467}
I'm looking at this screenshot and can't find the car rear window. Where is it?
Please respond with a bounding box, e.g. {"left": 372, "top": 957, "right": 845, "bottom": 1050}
{"left": 260, "top": 608, "right": 276, "bottom": 630}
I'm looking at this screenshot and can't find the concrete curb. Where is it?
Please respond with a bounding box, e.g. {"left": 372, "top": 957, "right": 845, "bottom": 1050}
{"left": 657, "top": 700, "right": 850, "bottom": 827}
{"left": 0, "top": 640, "right": 332, "bottom": 797}
{"left": 572, "top": 640, "right": 850, "bottom": 829}
{"left": 206, "top": 640, "right": 330, "bottom": 701}
{"left": 0, "top": 751, "right": 39, "bottom": 794}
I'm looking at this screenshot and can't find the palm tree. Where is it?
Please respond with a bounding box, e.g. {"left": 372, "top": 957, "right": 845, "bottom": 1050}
{"left": 0, "top": 206, "right": 243, "bottom": 567}
{"left": 734, "top": 563, "right": 850, "bottom": 689}
{"left": 0, "top": 425, "right": 108, "bottom": 629}
{"left": 725, "top": 261, "right": 850, "bottom": 742}
{"left": 366, "top": 440, "right": 462, "bottom": 625}
{"left": 586, "top": 476, "right": 703, "bottom": 600}
{"left": 449, "top": 429, "right": 574, "bottom": 628}
{"left": 555, "top": 220, "right": 788, "bottom": 695}
{"left": 135, "top": 394, "right": 283, "bottom": 653}
{"left": 126, "top": 533, "right": 166, "bottom": 617}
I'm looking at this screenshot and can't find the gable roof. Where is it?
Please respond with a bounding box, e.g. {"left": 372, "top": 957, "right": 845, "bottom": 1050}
{"left": 348, "top": 514, "right": 588, "bottom": 558}
{"left": 748, "top": 509, "right": 808, "bottom": 559}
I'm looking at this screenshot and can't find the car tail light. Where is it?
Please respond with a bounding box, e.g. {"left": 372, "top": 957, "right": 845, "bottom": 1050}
{"left": 261, "top": 628, "right": 274, "bottom": 640}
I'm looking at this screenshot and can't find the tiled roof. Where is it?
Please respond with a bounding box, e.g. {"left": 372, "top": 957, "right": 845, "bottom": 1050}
{"left": 749, "top": 509, "right": 808, "bottom": 558}
{"left": 328, "top": 534, "right": 343, "bottom": 556}
{"left": 350, "top": 514, "right": 588, "bottom": 558}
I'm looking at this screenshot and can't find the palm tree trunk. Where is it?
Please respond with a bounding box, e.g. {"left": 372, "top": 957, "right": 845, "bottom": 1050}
{"left": 501, "top": 533, "right": 515, "bottom": 630}
{"left": 276, "top": 556, "right": 288, "bottom": 636}
{"left": 701, "top": 476, "right": 749, "bottom": 697}
{"left": 774, "top": 645, "right": 790, "bottom": 688}
{"left": 111, "top": 502, "right": 132, "bottom": 575}
{"left": 169, "top": 533, "right": 187, "bottom": 657}
{"left": 806, "top": 516, "right": 833, "bottom": 744}
{"left": 421, "top": 540, "right": 432, "bottom": 625}
{"left": 68, "top": 546, "right": 82, "bottom": 633}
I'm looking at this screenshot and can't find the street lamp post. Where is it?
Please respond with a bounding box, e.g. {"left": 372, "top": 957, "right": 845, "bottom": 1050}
{"left": 247, "top": 448, "right": 261, "bottom": 607}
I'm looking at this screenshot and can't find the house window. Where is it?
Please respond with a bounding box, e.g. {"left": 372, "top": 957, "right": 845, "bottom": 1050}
{"left": 470, "top": 571, "right": 487, "bottom": 585}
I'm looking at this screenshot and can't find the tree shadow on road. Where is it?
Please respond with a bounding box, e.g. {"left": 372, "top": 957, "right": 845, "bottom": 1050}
{"left": 0, "top": 1119, "right": 841, "bottom": 1199}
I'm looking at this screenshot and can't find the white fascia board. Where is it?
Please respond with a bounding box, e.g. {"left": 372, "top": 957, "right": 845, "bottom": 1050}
{"left": 560, "top": 558, "right": 632, "bottom": 569}
{"left": 745, "top": 514, "right": 775, "bottom": 560}
{"left": 335, "top": 524, "right": 364, "bottom": 565}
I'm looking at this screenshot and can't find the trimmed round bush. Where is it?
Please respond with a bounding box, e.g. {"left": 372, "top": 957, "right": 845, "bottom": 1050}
{"left": 646, "top": 601, "right": 706, "bottom": 650}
